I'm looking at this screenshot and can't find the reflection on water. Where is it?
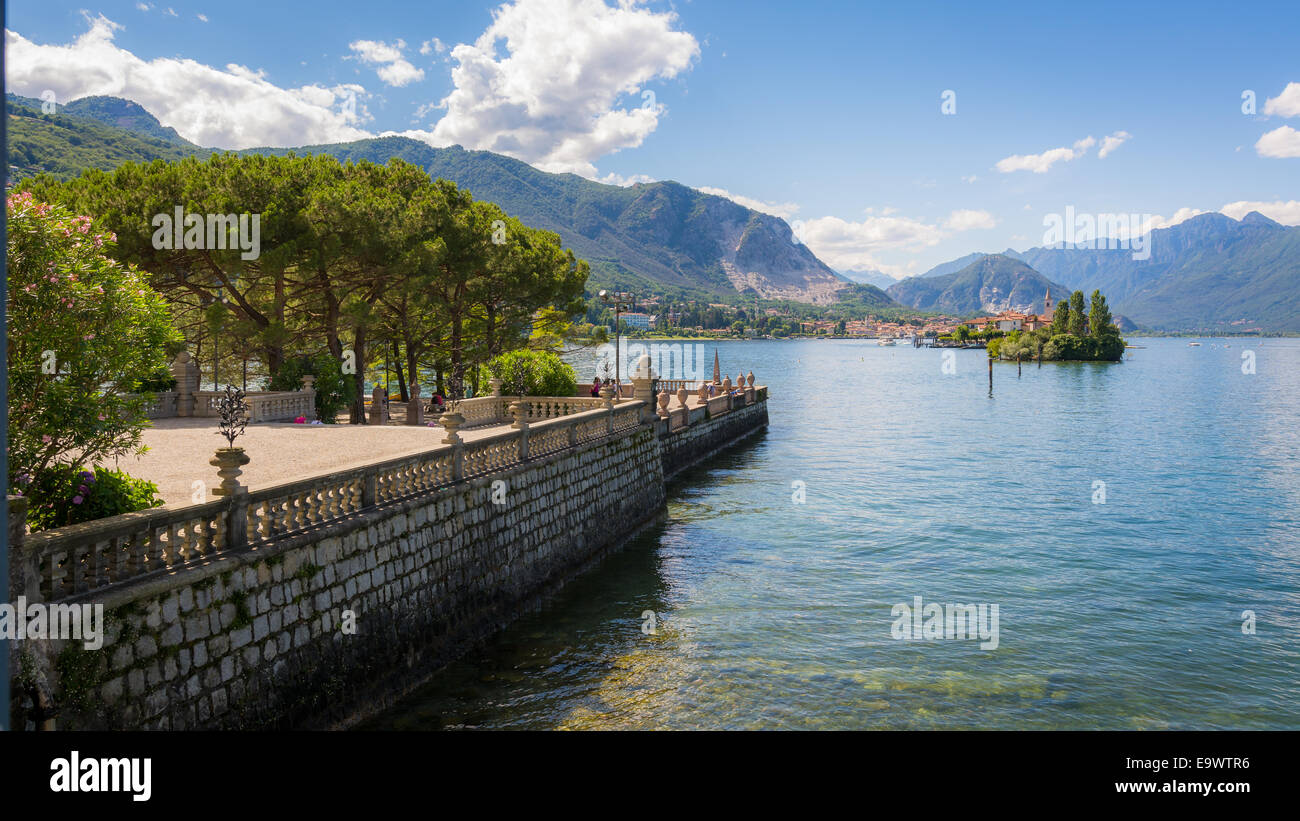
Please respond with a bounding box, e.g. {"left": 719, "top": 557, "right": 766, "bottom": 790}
{"left": 364, "top": 338, "right": 1300, "bottom": 730}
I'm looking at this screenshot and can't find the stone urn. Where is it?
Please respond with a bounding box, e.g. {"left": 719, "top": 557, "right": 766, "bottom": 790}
{"left": 489, "top": 377, "right": 503, "bottom": 397}
{"left": 440, "top": 412, "right": 466, "bottom": 445}
{"left": 697, "top": 383, "right": 709, "bottom": 403}
{"left": 599, "top": 385, "right": 615, "bottom": 409}
{"left": 508, "top": 400, "right": 529, "bottom": 429}
{"left": 210, "top": 447, "right": 250, "bottom": 497}
{"left": 746, "top": 371, "right": 755, "bottom": 388}
{"left": 722, "top": 377, "right": 732, "bottom": 393}
{"left": 677, "top": 387, "right": 689, "bottom": 408}
{"left": 300, "top": 375, "right": 316, "bottom": 392}
{"left": 657, "top": 391, "right": 671, "bottom": 417}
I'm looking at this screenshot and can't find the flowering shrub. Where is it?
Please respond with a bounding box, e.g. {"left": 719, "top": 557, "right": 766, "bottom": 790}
{"left": 6, "top": 191, "right": 181, "bottom": 499}
{"left": 18, "top": 465, "right": 164, "bottom": 533}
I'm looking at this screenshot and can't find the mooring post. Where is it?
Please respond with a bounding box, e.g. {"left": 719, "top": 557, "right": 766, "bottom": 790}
{"left": 1018, "top": 352, "right": 1022, "bottom": 377}
{"left": 988, "top": 356, "right": 993, "bottom": 396}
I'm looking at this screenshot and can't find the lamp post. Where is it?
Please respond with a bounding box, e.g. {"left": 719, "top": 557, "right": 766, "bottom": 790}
{"left": 599, "top": 289, "right": 633, "bottom": 387}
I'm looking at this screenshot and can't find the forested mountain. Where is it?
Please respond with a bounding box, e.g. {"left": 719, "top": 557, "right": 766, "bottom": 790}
{"left": 886, "top": 254, "right": 1068, "bottom": 315}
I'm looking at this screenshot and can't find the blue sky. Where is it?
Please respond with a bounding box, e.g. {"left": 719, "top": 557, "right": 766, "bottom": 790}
{"left": 7, "top": 0, "right": 1300, "bottom": 277}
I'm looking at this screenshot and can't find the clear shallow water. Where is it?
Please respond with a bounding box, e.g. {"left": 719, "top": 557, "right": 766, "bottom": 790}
{"left": 365, "top": 338, "right": 1300, "bottom": 730}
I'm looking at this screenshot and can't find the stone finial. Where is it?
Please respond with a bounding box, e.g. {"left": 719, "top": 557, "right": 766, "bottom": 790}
{"left": 209, "top": 446, "right": 250, "bottom": 497}
{"left": 300, "top": 374, "right": 316, "bottom": 392}
{"left": 489, "top": 377, "right": 503, "bottom": 397}
{"left": 676, "top": 387, "right": 688, "bottom": 408}
{"left": 746, "top": 371, "right": 755, "bottom": 388}
{"left": 712, "top": 348, "right": 721, "bottom": 384}
{"left": 697, "top": 383, "right": 709, "bottom": 403}
{"left": 657, "top": 391, "right": 671, "bottom": 417}
{"left": 632, "top": 354, "right": 654, "bottom": 380}
{"left": 440, "top": 412, "right": 465, "bottom": 445}
{"left": 599, "top": 384, "right": 615, "bottom": 409}
{"left": 722, "top": 376, "right": 732, "bottom": 393}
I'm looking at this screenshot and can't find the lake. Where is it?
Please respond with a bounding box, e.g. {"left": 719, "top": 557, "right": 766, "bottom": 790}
{"left": 364, "top": 337, "right": 1300, "bottom": 729}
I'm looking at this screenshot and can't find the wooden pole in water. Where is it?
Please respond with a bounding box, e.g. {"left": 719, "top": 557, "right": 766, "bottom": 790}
{"left": 988, "top": 355, "right": 993, "bottom": 395}
{"left": 1018, "top": 352, "right": 1022, "bottom": 377}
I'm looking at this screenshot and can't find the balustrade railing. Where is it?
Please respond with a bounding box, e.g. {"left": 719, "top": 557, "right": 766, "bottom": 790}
{"left": 13, "top": 400, "right": 649, "bottom": 600}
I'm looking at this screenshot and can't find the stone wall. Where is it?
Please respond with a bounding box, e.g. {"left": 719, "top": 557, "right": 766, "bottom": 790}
{"left": 9, "top": 395, "right": 767, "bottom": 730}
{"left": 658, "top": 399, "right": 769, "bottom": 482}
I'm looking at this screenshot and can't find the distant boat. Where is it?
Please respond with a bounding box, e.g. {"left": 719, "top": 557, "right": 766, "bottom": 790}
{"left": 1188, "top": 342, "right": 1202, "bottom": 347}
{"left": 1125, "top": 345, "right": 1146, "bottom": 349}
{"left": 877, "top": 337, "right": 897, "bottom": 346}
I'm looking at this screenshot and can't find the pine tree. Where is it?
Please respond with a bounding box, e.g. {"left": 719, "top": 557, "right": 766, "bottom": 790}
{"left": 1067, "top": 291, "right": 1087, "bottom": 336}
{"left": 1089, "top": 289, "right": 1115, "bottom": 337}
{"left": 1051, "top": 298, "right": 1071, "bottom": 335}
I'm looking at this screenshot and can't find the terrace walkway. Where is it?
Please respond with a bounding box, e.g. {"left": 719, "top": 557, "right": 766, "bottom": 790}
{"left": 106, "top": 416, "right": 522, "bottom": 506}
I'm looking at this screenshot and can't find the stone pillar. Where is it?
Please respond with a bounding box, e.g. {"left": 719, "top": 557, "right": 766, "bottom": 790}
{"left": 171, "top": 351, "right": 199, "bottom": 417}
{"left": 226, "top": 487, "right": 249, "bottom": 552}
{"left": 300, "top": 374, "right": 318, "bottom": 422}
{"left": 406, "top": 384, "right": 424, "bottom": 426}
{"left": 631, "top": 354, "right": 655, "bottom": 423}
{"left": 676, "top": 387, "right": 690, "bottom": 429}
{"left": 599, "top": 385, "right": 615, "bottom": 434}
{"left": 8, "top": 495, "right": 38, "bottom": 603}
{"left": 509, "top": 400, "right": 529, "bottom": 459}
{"left": 440, "top": 412, "right": 466, "bottom": 481}
{"left": 489, "top": 377, "right": 503, "bottom": 398}
{"left": 369, "top": 384, "right": 388, "bottom": 425}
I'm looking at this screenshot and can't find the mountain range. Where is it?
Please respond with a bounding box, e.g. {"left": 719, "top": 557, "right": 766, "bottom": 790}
{"left": 887, "top": 254, "right": 1068, "bottom": 316}
{"left": 6, "top": 93, "right": 889, "bottom": 308}
{"left": 909, "top": 212, "right": 1300, "bottom": 332}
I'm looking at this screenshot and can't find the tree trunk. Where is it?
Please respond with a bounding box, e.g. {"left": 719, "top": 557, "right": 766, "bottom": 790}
{"left": 393, "top": 340, "right": 408, "bottom": 402}
{"left": 349, "top": 329, "right": 367, "bottom": 424}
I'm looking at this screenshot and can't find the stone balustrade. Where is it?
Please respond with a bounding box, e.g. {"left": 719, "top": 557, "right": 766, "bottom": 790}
{"left": 123, "top": 391, "right": 179, "bottom": 419}
{"left": 13, "top": 400, "right": 650, "bottom": 601}
{"left": 193, "top": 390, "right": 316, "bottom": 423}
{"left": 444, "top": 395, "right": 607, "bottom": 428}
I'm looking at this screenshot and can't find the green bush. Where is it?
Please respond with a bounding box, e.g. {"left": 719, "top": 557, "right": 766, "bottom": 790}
{"left": 133, "top": 365, "right": 177, "bottom": 393}
{"left": 485, "top": 349, "right": 577, "bottom": 397}
{"left": 17, "top": 465, "right": 164, "bottom": 533}
{"left": 265, "top": 352, "right": 355, "bottom": 423}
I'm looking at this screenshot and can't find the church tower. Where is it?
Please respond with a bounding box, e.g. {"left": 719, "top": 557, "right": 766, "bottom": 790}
{"left": 1043, "top": 287, "right": 1053, "bottom": 317}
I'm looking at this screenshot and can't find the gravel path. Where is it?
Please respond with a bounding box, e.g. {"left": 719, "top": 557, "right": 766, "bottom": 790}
{"left": 102, "top": 417, "right": 516, "bottom": 506}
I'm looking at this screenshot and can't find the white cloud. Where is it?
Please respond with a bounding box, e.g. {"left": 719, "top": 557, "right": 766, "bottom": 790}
{"left": 961, "top": 174, "right": 978, "bottom": 183}
{"left": 599, "top": 170, "right": 656, "bottom": 186}
{"left": 996, "top": 135, "right": 1096, "bottom": 174}
{"left": 424, "top": 0, "right": 699, "bottom": 177}
{"left": 164, "top": 7, "right": 177, "bottom": 17}
{"left": 943, "top": 209, "right": 997, "bottom": 231}
{"left": 695, "top": 187, "right": 799, "bottom": 219}
{"left": 1220, "top": 200, "right": 1300, "bottom": 225}
{"left": 1098, "top": 130, "right": 1131, "bottom": 158}
{"left": 135, "top": 2, "right": 151, "bottom": 10}
{"left": 797, "top": 208, "right": 992, "bottom": 273}
{"left": 4, "top": 14, "right": 372, "bottom": 148}
{"left": 349, "top": 39, "right": 425, "bottom": 87}
{"left": 1263, "top": 82, "right": 1300, "bottom": 118}
{"left": 1256, "top": 125, "right": 1300, "bottom": 158}
{"left": 197, "top": 14, "right": 209, "bottom": 23}
{"left": 420, "top": 38, "right": 446, "bottom": 56}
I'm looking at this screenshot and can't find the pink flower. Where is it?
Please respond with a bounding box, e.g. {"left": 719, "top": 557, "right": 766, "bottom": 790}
{"left": 41, "top": 435, "right": 52, "bottom": 443}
